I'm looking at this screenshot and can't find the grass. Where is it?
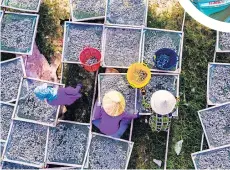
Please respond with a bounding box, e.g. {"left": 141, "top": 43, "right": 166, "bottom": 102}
{"left": 129, "top": 116, "right": 167, "bottom": 169}
{"left": 36, "top": 0, "right": 69, "bottom": 63}
{"left": 167, "top": 15, "right": 217, "bottom": 168}
{"left": 129, "top": 3, "right": 219, "bottom": 169}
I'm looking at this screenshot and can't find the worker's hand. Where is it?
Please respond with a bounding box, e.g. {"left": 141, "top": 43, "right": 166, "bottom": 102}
{"left": 135, "top": 110, "right": 140, "bottom": 118}
{"left": 76, "top": 84, "right": 82, "bottom": 93}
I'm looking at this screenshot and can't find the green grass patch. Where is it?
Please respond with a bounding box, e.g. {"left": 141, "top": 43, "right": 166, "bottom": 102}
{"left": 167, "top": 14, "right": 216, "bottom": 169}
{"left": 130, "top": 3, "right": 219, "bottom": 169}
{"left": 36, "top": 0, "right": 69, "bottom": 63}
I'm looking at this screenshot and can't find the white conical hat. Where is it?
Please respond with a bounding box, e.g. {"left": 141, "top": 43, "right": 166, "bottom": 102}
{"left": 150, "top": 90, "right": 176, "bottom": 115}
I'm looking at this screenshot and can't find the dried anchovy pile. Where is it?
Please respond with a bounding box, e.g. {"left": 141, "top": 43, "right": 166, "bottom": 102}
{"left": 89, "top": 134, "right": 130, "bottom": 169}
{"left": 85, "top": 56, "right": 98, "bottom": 66}
{"left": 135, "top": 70, "right": 147, "bottom": 82}
{"left": 193, "top": 147, "right": 230, "bottom": 169}
{"left": 219, "top": 32, "right": 230, "bottom": 51}
{"left": 72, "top": 0, "right": 106, "bottom": 20}
{"left": 0, "top": 59, "right": 24, "bottom": 102}
{"left": 106, "top": 0, "right": 146, "bottom": 26}
{"left": 144, "top": 29, "right": 181, "bottom": 69}
{"left": 200, "top": 103, "right": 230, "bottom": 147}
{"left": 0, "top": 103, "right": 14, "bottom": 141}
{"left": 104, "top": 27, "right": 141, "bottom": 67}
{"left": 139, "top": 75, "right": 178, "bottom": 113}
{"left": 64, "top": 24, "right": 103, "bottom": 62}
{"left": 16, "top": 79, "right": 60, "bottom": 124}
{"left": 3, "top": 0, "right": 40, "bottom": 10}
{"left": 0, "top": 142, "right": 4, "bottom": 157}
{"left": 5, "top": 120, "right": 47, "bottom": 165}
{"left": 48, "top": 122, "right": 89, "bottom": 165}
{"left": 208, "top": 64, "right": 230, "bottom": 104}
{"left": 100, "top": 74, "right": 136, "bottom": 113}
{"left": 1, "top": 161, "right": 38, "bottom": 169}
{"left": 1, "top": 13, "right": 36, "bottom": 53}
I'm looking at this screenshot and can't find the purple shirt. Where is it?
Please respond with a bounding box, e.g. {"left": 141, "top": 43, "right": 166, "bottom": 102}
{"left": 93, "top": 104, "right": 138, "bottom": 135}
{"left": 48, "top": 86, "right": 82, "bottom": 106}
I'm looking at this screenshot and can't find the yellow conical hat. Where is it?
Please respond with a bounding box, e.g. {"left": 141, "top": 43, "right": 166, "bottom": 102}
{"left": 102, "top": 90, "right": 126, "bottom": 117}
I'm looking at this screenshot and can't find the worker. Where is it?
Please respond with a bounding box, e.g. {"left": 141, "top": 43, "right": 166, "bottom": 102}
{"left": 34, "top": 83, "right": 82, "bottom": 106}
{"left": 92, "top": 90, "right": 140, "bottom": 138}
{"left": 149, "top": 90, "right": 177, "bottom": 132}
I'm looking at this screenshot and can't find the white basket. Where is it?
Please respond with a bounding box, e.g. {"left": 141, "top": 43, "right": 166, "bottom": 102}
{"left": 141, "top": 27, "right": 184, "bottom": 74}
{"left": 62, "top": 21, "right": 104, "bottom": 64}
{"left": 0, "top": 11, "right": 39, "bottom": 55}
{"left": 102, "top": 25, "right": 143, "bottom": 69}
{"left": 1, "top": 0, "right": 41, "bottom": 12}
{"left": 207, "top": 62, "right": 230, "bottom": 105}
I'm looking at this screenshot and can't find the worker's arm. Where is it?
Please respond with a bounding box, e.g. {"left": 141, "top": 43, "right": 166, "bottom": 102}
{"left": 122, "top": 111, "right": 139, "bottom": 119}
{"left": 93, "top": 100, "right": 102, "bottom": 120}
{"left": 64, "top": 84, "right": 82, "bottom": 95}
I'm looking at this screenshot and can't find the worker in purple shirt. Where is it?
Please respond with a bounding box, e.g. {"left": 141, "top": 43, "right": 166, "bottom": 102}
{"left": 34, "top": 83, "right": 82, "bottom": 106}
{"left": 92, "top": 90, "right": 140, "bottom": 138}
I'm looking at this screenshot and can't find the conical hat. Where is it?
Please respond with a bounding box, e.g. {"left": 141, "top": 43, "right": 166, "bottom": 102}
{"left": 102, "top": 90, "right": 126, "bottom": 117}
{"left": 151, "top": 90, "right": 176, "bottom": 115}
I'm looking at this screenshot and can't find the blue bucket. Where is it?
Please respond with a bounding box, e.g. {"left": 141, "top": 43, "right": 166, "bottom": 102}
{"left": 154, "top": 48, "right": 178, "bottom": 71}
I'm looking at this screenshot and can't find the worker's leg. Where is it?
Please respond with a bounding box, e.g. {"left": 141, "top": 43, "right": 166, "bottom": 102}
{"left": 92, "top": 119, "right": 101, "bottom": 129}
{"left": 105, "top": 68, "right": 119, "bottom": 73}
{"left": 111, "top": 119, "right": 131, "bottom": 138}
